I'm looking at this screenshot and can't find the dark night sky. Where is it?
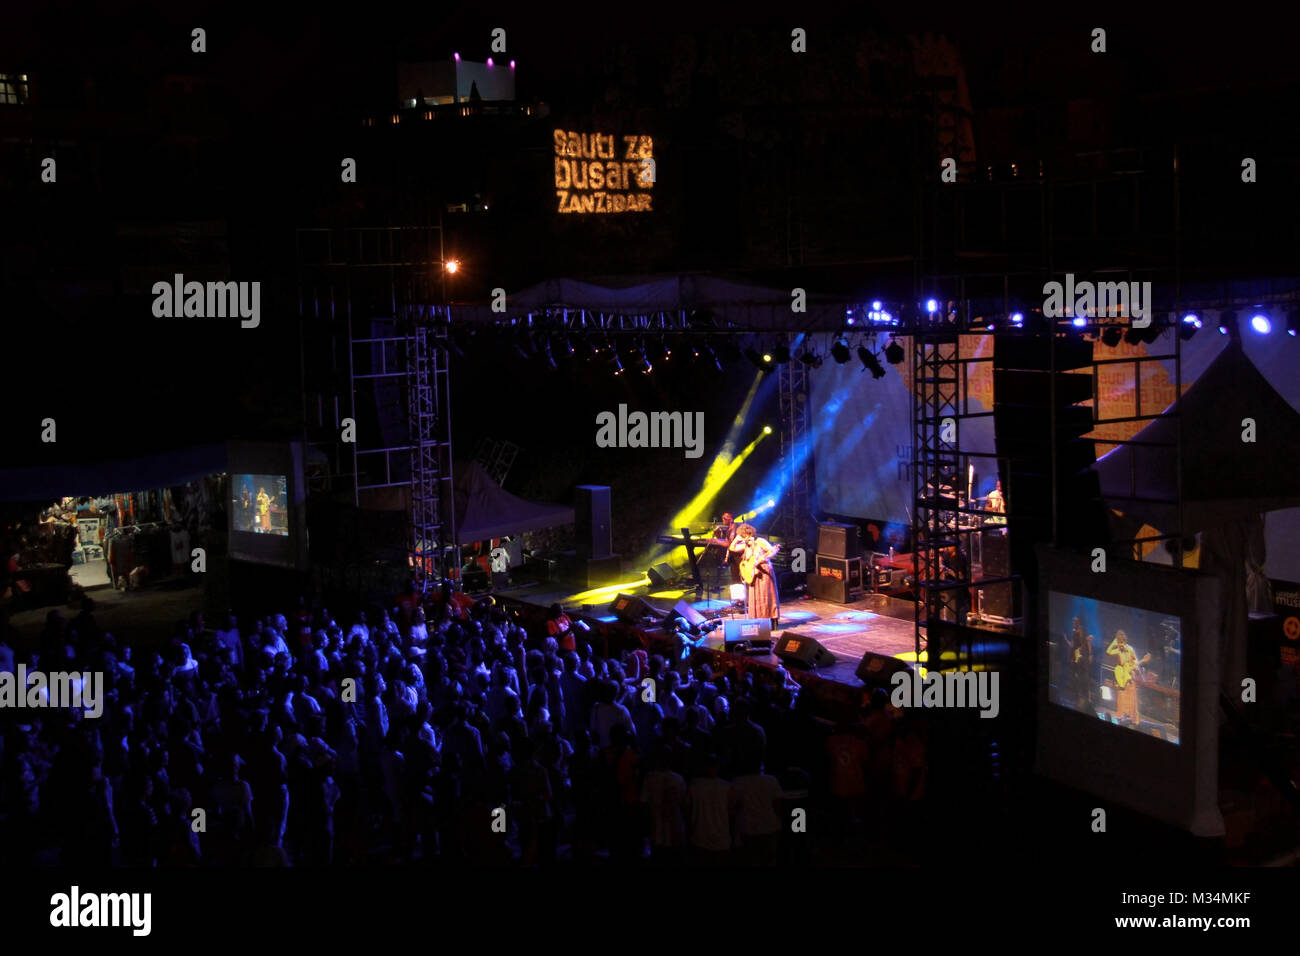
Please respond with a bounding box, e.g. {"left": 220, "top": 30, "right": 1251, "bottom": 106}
{"left": 2, "top": 3, "right": 1298, "bottom": 473}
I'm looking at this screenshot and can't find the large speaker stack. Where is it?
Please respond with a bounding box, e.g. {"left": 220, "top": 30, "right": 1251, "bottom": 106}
{"left": 572, "top": 485, "right": 621, "bottom": 587}
{"left": 991, "top": 332, "right": 1111, "bottom": 599}
{"left": 810, "top": 522, "right": 862, "bottom": 604}
{"left": 978, "top": 527, "right": 1021, "bottom": 623}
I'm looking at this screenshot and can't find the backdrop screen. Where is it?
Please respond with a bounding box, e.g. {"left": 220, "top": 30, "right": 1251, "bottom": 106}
{"left": 231, "top": 474, "right": 289, "bottom": 537}
{"left": 1047, "top": 590, "right": 1182, "bottom": 744}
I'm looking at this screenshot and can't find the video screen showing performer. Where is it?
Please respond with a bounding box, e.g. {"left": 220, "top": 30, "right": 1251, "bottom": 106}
{"left": 1047, "top": 591, "right": 1181, "bottom": 744}
{"left": 728, "top": 523, "right": 780, "bottom": 629}
{"left": 231, "top": 474, "right": 289, "bottom": 536}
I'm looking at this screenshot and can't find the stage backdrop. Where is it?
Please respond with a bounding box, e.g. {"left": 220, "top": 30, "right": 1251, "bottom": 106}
{"left": 809, "top": 335, "right": 998, "bottom": 526}
{"left": 809, "top": 323, "right": 1300, "bottom": 580}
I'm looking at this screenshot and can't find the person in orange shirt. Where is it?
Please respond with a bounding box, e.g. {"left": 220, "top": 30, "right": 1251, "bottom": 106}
{"left": 546, "top": 603, "right": 576, "bottom": 651}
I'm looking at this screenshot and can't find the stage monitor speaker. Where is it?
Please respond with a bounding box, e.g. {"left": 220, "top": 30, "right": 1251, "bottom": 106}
{"left": 611, "top": 593, "right": 655, "bottom": 623}
{"left": 817, "top": 522, "right": 861, "bottom": 560}
{"left": 647, "top": 562, "right": 675, "bottom": 589}
{"left": 670, "top": 598, "right": 709, "bottom": 629}
{"left": 575, "top": 485, "right": 613, "bottom": 559}
{"left": 774, "top": 632, "right": 837, "bottom": 669}
{"left": 723, "top": 618, "right": 773, "bottom": 651}
{"left": 855, "top": 652, "right": 914, "bottom": 690}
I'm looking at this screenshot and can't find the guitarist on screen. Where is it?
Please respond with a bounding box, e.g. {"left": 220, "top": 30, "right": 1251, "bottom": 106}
{"left": 1106, "top": 630, "right": 1151, "bottom": 725}
{"left": 729, "top": 523, "right": 780, "bottom": 630}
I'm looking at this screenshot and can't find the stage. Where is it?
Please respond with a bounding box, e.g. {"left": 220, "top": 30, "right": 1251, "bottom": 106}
{"left": 495, "top": 577, "right": 925, "bottom": 691}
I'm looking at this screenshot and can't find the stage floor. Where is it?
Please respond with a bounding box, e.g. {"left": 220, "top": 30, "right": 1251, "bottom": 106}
{"left": 496, "top": 579, "right": 921, "bottom": 687}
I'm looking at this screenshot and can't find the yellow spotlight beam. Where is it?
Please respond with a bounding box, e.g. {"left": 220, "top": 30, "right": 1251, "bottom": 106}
{"left": 643, "top": 432, "right": 768, "bottom": 567}
{"left": 562, "top": 575, "right": 651, "bottom": 604}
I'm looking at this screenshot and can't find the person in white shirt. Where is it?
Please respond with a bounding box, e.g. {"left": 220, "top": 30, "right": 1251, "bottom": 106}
{"left": 687, "top": 753, "right": 733, "bottom": 864}
{"left": 730, "top": 770, "right": 785, "bottom": 865}
{"left": 641, "top": 751, "right": 688, "bottom": 861}
{"left": 214, "top": 614, "right": 243, "bottom": 671}
{"left": 590, "top": 679, "right": 636, "bottom": 749}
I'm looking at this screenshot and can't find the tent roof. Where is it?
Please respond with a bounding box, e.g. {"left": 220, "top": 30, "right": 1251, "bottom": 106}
{"left": 1096, "top": 339, "right": 1300, "bottom": 530}
{"left": 452, "top": 460, "right": 574, "bottom": 542}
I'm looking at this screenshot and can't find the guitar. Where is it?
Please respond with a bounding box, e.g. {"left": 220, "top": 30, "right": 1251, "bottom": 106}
{"left": 1113, "top": 653, "right": 1151, "bottom": 689}
{"left": 739, "top": 542, "right": 779, "bottom": 585}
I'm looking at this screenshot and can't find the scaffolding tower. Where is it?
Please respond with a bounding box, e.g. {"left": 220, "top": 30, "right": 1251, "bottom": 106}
{"left": 776, "top": 359, "right": 814, "bottom": 550}
{"left": 297, "top": 224, "right": 459, "bottom": 594}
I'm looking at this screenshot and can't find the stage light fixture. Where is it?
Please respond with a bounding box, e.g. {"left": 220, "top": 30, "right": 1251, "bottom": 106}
{"left": 1288, "top": 309, "right": 1300, "bottom": 337}
{"left": 1179, "top": 315, "right": 1200, "bottom": 341}
{"left": 1011, "top": 312, "right": 1024, "bottom": 326}
{"left": 1071, "top": 316, "right": 1087, "bottom": 328}
{"left": 799, "top": 350, "right": 823, "bottom": 367}
{"left": 763, "top": 425, "right": 772, "bottom": 435}
{"left": 883, "top": 338, "right": 905, "bottom": 365}
{"left": 858, "top": 346, "right": 886, "bottom": 378}
{"left": 831, "top": 339, "right": 851, "bottom": 364}
{"left": 1140, "top": 317, "right": 1164, "bottom": 345}
{"left": 1250, "top": 312, "right": 1271, "bottom": 335}
{"left": 444, "top": 259, "right": 460, "bottom": 274}
{"left": 1101, "top": 325, "right": 1122, "bottom": 347}
{"left": 1123, "top": 325, "right": 1143, "bottom": 346}
{"left": 611, "top": 352, "right": 625, "bottom": 375}
{"left": 773, "top": 342, "right": 791, "bottom": 363}
{"left": 872, "top": 300, "right": 883, "bottom": 311}
{"left": 926, "top": 298, "right": 939, "bottom": 314}
{"left": 636, "top": 348, "right": 653, "bottom": 374}
{"left": 762, "top": 352, "right": 773, "bottom": 364}
{"left": 1219, "top": 311, "right": 1238, "bottom": 337}
{"left": 744, "top": 346, "right": 765, "bottom": 369}
{"left": 542, "top": 340, "right": 558, "bottom": 370}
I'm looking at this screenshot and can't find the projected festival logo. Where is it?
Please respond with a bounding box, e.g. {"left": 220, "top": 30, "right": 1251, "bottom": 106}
{"left": 553, "top": 130, "right": 655, "bottom": 214}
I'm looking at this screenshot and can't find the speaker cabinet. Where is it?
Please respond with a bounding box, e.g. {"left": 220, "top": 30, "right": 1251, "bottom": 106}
{"left": 981, "top": 528, "right": 1012, "bottom": 576}
{"left": 809, "top": 570, "right": 851, "bottom": 604}
{"left": 670, "top": 598, "right": 708, "bottom": 629}
{"left": 774, "top": 632, "right": 837, "bottom": 669}
{"left": 647, "top": 562, "right": 675, "bottom": 589}
{"left": 855, "top": 652, "right": 914, "bottom": 690}
{"left": 723, "top": 618, "right": 773, "bottom": 652}
{"left": 810, "top": 555, "right": 861, "bottom": 603}
{"left": 979, "top": 582, "right": 1022, "bottom": 623}
{"left": 575, "top": 485, "right": 612, "bottom": 559}
{"left": 817, "top": 522, "right": 861, "bottom": 560}
{"left": 611, "top": 593, "right": 655, "bottom": 623}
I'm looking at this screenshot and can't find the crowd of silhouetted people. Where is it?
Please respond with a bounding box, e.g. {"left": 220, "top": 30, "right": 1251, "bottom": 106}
{"left": 0, "top": 585, "right": 928, "bottom": 866}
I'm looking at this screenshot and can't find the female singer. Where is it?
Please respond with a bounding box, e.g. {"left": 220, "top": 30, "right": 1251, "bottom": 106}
{"left": 728, "top": 523, "right": 780, "bottom": 629}
{"left": 257, "top": 487, "right": 271, "bottom": 532}
{"left": 1105, "top": 630, "right": 1150, "bottom": 725}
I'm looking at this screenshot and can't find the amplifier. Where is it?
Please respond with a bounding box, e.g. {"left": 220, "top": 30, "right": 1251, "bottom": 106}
{"left": 815, "top": 554, "right": 862, "bottom": 589}
{"left": 817, "top": 522, "right": 861, "bottom": 560}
